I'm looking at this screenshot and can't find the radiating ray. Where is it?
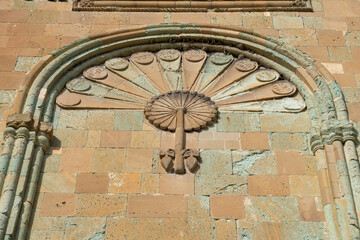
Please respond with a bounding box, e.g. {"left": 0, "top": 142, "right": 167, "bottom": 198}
{"left": 105, "top": 57, "right": 161, "bottom": 96}
{"left": 182, "top": 50, "right": 207, "bottom": 90}
{"left": 216, "top": 80, "right": 297, "bottom": 107}
{"left": 212, "top": 69, "right": 280, "bottom": 101}
{"left": 204, "top": 59, "right": 258, "bottom": 97}
{"left": 261, "top": 93, "right": 306, "bottom": 113}
{"left": 90, "top": 67, "right": 152, "bottom": 99}
{"left": 66, "top": 78, "right": 147, "bottom": 105}
{"left": 56, "top": 90, "right": 144, "bottom": 110}
{"left": 193, "top": 52, "right": 233, "bottom": 92}
{"left": 157, "top": 49, "right": 182, "bottom": 91}
{"left": 130, "top": 52, "right": 170, "bottom": 93}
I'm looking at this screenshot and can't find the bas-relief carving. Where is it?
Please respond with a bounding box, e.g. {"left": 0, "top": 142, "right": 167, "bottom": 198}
{"left": 56, "top": 49, "right": 306, "bottom": 173}
{"left": 73, "top": 0, "right": 311, "bottom": 12}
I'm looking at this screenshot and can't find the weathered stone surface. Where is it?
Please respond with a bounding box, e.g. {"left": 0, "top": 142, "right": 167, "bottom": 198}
{"left": 245, "top": 222, "right": 284, "bottom": 240}
{"left": 270, "top": 133, "right": 308, "bottom": 150}
{"left": 245, "top": 196, "right": 300, "bottom": 222}
{"left": 86, "top": 110, "right": 114, "bottom": 130}
{"left": 140, "top": 173, "right": 159, "bottom": 194}
{"left": 92, "top": 148, "right": 125, "bottom": 173}
{"left": 60, "top": 148, "right": 93, "bottom": 172}
{"left": 57, "top": 110, "right": 87, "bottom": 130}
{"left": 159, "top": 174, "right": 194, "bottom": 195}
{"left": 195, "top": 174, "right": 247, "bottom": 195}
{"left": 64, "top": 217, "right": 106, "bottom": 240}
{"left": 248, "top": 175, "right": 290, "bottom": 196}
{"left": 200, "top": 150, "right": 232, "bottom": 175}
{"left": 114, "top": 111, "right": 143, "bottom": 130}
{"left": 232, "top": 150, "right": 276, "bottom": 176}
{"left": 240, "top": 132, "right": 269, "bottom": 150}
{"left": 188, "top": 196, "right": 210, "bottom": 218}
{"left": 260, "top": 112, "right": 311, "bottom": 132}
{"left": 127, "top": 195, "right": 187, "bottom": 218}
{"left": 130, "top": 131, "right": 161, "bottom": 148}
{"left": 273, "top": 16, "right": 303, "bottom": 29}
{"left": 52, "top": 130, "right": 87, "bottom": 148}
{"left": 215, "top": 220, "right": 237, "bottom": 239}
{"left": 125, "top": 148, "right": 153, "bottom": 173}
{"left": 105, "top": 218, "right": 212, "bottom": 239}
{"left": 217, "top": 113, "right": 260, "bottom": 132}
{"left": 275, "top": 150, "right": 305, "bottom": 175}
{"left": 40, "top": 172, "right": 76, "bottom": 193}
{"left": 289, "top": 175, "right": 321, "bottom": 196}
{"left": 42, "top": 154, "right": 60, "bottom": 173}
{"left": 210, "top": 195, "right": 244, "bottom": 219}
{"left": 108, "top": 173, "right": 141, "bottom": 193}
{"left": 40, "top": 193, "right": 77, "bottom": 216}
{"left": 75, "top": 193, "right": 127, "bottom": 216}
{"left": 281, "top": 222, "right": 327, "bottom": 239}
{"left": 100, "top": 131, "right": 131, "bottom": 148}
{"left": 29, "top": 230, "right": 64, "bottom": 240}
{"left": 75, "top": 173, "right": 109, "bottom": 193}
{"left": 14, "top": 56, "right": 41, "bottom": 72}
{"left": 298, "top": 196, "right": 325, "bottom": 222}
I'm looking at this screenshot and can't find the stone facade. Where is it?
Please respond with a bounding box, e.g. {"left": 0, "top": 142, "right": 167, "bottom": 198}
{"left": 0, "top": 1, "right": 359, "bottom": 240}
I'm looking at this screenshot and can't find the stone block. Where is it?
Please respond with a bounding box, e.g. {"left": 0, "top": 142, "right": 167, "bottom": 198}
{"left": 125, "top": 148, "right": 153, "bottom": 173}
{"left": 40, "top": 172, "right": 76, "bottom": 193}
{"left": 243, "top": 16, "right": 273, "bottom": 28}
{"left": 59, "top": 148, "right": 93, "bottom": 172}
{"left": 161, "top": 131, "right": 198, "bottom": 150}
{"left": 131, "top": 131, "right": 161, "bottom": 148}
{"left": 215, "top": 220, "right": 237, "bottom": 239}
{"left": 75, "top": 193, "right": 127, "bottom": 216}
{"left": 42, "top": 154, "right": 60, "bottom": 173}
{"left": 289, "top": 175, "right": 321, "bottom": 196}
{"left": 105, "top": 218, "right": 212, "bottom": 239}
{"left": 0, "top": 72, "right": 25, "bottom": 90}
{"left": 100, "top": 131, "right": 131, "bottom": 148}
{"left": 7, "top": 23, "right": 45, "bottom": 35}
{"left": 298, "top": 46, "right": 329, "bottom": 61}
{"left": 260, "top": 112, "right": 311, "bottom": 132}
{"left": 248, "top": 222, "right": 284, "bottom": 240}
{"left": 64, "top": 217, "right": 106, "bottom": 240}
{"left": 210, "top": 195, "right": 244, "bottom": 219}
{"left": 317, "top": 29, "right": 346, "bottom": 46}
{"left": 342, "top": 88, "right": 360, "bottom": 103}
{"left": 279, "top": 29, "right": 318, "bottom": 46}
{"left": 28, "top": 10, "right": 58, "bottom": 24}
{"left": 114, "top": 111, "right": 143, "bottom": 130}
{"left": 217, "top": 113, "right": 260, "bottom": 132}
{"left": 273, "top": 16, "right": 303, "bottom": 29}
{"left": 270, "top": 133, "right": 307, "bottom": 150}
{"left": 298, "top": 196, "right": 325, "bottom": 222}
{"left": 52, "top": 130, "right": 87, "bottom": 148}
{"left": 14, "top": 56, "right": 41, "bottom": 72}
{"left": 93, "top": 12, "right": 129, "bottom": 25}
{"left": 246, "top": 196, "right": 300, "bottom": 222}
{"left": 240, "top": 132, "right": 269, "bottom": 150}
{"left": 86, "top": 110, "right": 114, "bottom": 130}
{"left": 303, "top": 17, "right": 323, "bottom": 29}
{"left": 130, "top": 12, "right": 165, "bottom": 24}
{"left": 275, "top": 151, "right": 305, "bottom": 175}
{"left": 303, "top": 156, "right": 317, "bottom": 175}
{"left": 195, "top": 174, "right": 247, "bottom": 195}
{"left": 127, "top": 195, "right": 187, "bottom": 218}
{"left": 92, "top": 148, "right": 125, "bottom": 173}
{"left": 345, "top": 31, "right": 360, "bottom": 47}
{"left": 281, "top": 222, "right": 326, "bottom": 239}
{"left": 321, "top": 62, "right": 344, "bottom": 74}
{"left": 347, "top": 17, "right": 360, "bottom": 31}
{"left": 329, "top": 47, "right": 353, "bottom": 61}
{"left": 7, "top": 35, "right": 29, "bottom": 48}
{"left": 140, "top": 174, "right": 159, "bottom": 194}
{"left": 75, "top": 173, "right": 109, "bottom": 193}
{"left": 159, "top": 174, "right": 194, "bottom": 195}
{"left": 57, "top": 110, "right": 87, "bottom": 130}
{"left": 40, "top": 193, "right": 77, "bottom": 216}
{"left": 248, "top": 175, "right": 290, "bottom": 196}
{"left": 28, "top": 230, "right": 64, "bottom": 240}
{"left": 86, "top": 130, "right": 101, "bottom": 147}
{"left": 0, "top": 55, "right": 17, "bottom": 71}
{"left": 333, "top": 74, "right": 357, "bottom": 87}
{"left": 347, "top": 103, "right": 360, "bottom": 122}
{"left": 200, "top": 150, "right": 232, "bottom": 175}
{"left": 108, "top": 173, "right": 141, "bottom": 193}
{"left": 188, "top": 196, "right": 210, "bottom": 218}
{"left": 233, "top": 150, "right": 276, "bottom": 176}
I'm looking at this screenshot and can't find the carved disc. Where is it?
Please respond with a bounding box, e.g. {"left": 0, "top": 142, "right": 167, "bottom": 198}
{"left": 158, "top": 49, "right": 180, "bottom": 61}
{"left": 144, "top": 91, "right": 217, "bottom": 131}
{"left": 131, "top": 52, "right": 154, "bottom": 65}
{"left": 83, "top": 67, "right": 108, "bottom": 80}
{"left": 256, "top": 70, "right": 279, "bottom": 82}
{"left": 272, "top": 82, "right": 296, "bottom": 95}
{"left": 105, "top": 58, "right": 129, "bottom": 71}
{"left": 235, "top": 59, "right": 258, "bottom": 72}
{"left": 66, "top": 78, "right": 91, "bottom": 92}
{"left": 210, "top": 53, "right": 232, "bottom": 65}
{"left": 184, "top": 50, "right": 206, "bottom": 62}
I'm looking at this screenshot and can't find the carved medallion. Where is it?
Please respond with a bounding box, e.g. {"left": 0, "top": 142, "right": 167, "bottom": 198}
{"left": 56, "top": 49, "right": 306, "bottom": 174}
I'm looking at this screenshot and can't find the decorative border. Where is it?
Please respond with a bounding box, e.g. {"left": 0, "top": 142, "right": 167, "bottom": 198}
{"left": 72, "top": 0, "right": 312, "bottom": 12}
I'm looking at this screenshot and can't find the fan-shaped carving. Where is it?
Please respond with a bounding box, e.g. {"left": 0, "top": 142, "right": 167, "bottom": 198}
{"left": 56, "top": 49, "right": 306, "bottom": 174}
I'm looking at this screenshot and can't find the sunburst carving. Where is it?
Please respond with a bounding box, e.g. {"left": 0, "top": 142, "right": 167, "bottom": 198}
{"left": 56, "top": 49, "right": 306, "bottom": 173}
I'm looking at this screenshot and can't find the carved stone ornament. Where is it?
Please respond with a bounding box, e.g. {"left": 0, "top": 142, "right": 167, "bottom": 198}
{"left": 73, "top": 0, "right": 311, "bottom": 12}
{"left": 56, "top": 49, "right": 306, "bottom": 174}
{"left": 6, "top": 113, "right": 33, "bottom": 130}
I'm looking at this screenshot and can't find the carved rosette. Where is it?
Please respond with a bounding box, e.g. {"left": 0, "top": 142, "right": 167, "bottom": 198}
{"left": 144, "top": 91, "right": 217, "bottom": 132}
{"left": 56, "top": 49, "right": 306, "bottom": 173}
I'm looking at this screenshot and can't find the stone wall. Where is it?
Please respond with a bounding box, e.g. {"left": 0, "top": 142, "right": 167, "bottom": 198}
{"left": 0, "top": 0, "right": 359, "bottom": 239}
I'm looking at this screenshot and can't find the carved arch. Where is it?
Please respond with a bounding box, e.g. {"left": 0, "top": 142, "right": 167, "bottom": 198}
{"left": 1, "top": 23, "right": 359, "bottom": 239}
